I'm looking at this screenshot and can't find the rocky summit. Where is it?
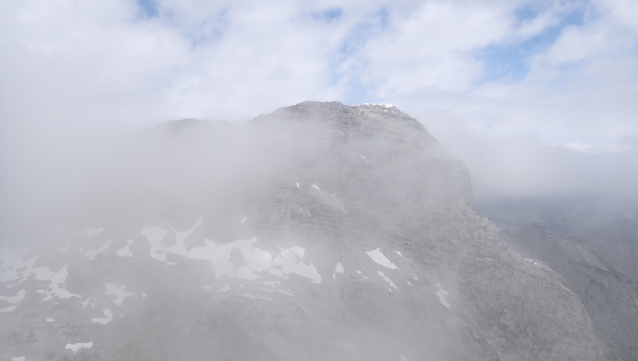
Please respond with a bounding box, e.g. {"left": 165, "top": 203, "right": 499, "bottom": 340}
{"left": 1, "top": 101, "right": 607, "bottom": 360}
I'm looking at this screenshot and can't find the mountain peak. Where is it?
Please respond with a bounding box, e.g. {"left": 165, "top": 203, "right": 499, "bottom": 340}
{"left": 0, "top": 102, "right": 606, "bottom": 361}
{"left": 253, "top": 101, "right": 424, "bottom": 132}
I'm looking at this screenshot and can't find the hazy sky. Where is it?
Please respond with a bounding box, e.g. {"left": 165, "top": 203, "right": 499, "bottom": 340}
{"left": 1, "top": 0, "right": 637, "bottom": 202}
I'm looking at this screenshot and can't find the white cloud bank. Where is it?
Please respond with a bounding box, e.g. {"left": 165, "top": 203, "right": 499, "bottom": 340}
{"left": 1, "top": 0, "right": 637, "bottom": 208}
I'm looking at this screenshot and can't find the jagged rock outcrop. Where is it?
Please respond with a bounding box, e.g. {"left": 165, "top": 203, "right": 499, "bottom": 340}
{"left": 1, "top": 102, "right": 606, "bottom": 360}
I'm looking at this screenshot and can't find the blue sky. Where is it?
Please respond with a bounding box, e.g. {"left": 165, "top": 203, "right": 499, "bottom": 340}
{"left": 1, "top": 0, "right": 637, "bottom": 200}
{"left": 479, "top": 8, "right": 585, "bottom": 84}
{"left": 137, "top": 0, "right": 159, "bottom": 18}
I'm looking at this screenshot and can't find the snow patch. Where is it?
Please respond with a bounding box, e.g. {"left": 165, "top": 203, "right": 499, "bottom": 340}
{"left": 140, "top": 219, "right": 202, "bottom": 263}
{"left": 65, "top": 342, "right": 93, "bottom": 352}
{"left": 116, "top": 245, "right": 133, "bottom": 258}
{"left": 240, "top": 217, "right": 248, "bottom": 224}
{"left": 524, "top": 257, "right": 541, "bottom": 267}
{"left": 116, "top": 239, "right": 134, "bottom": 257}
{"left": 139, "top": 221, "right": 322, "bottom": 284}
{"left": 311, "top": 184, "right": 320, "bottom": 191}
{"left": 173, "top": 218, "right": 202, "bottom": 247}
{"left": 366, "top": 248, "right": 399, "bottom": 270}
{"left": 277, "top": 289, "right": 293, "bottom": 297}
{"left": 85, "top": 228, "right": 103, "bottom": 237}
{"left": 263, "top": 280, "right": 280, "bottom": 287}
{"left": 0, "top": 248, "right": 35, "bottom": 283}
{"left": 189, "top": 238, "right": 272, "bottom": 279}
{"left": 46, "top": 318, "right": 55, "bottom": 322}
{"left": 270, "top": 246, "right": 322, "bottom": 284}
{"left": 0, "top": 289, "right": 26, "bottom": 304}
{"left": 79, "top": 297, "right": 96, "bottom": 309}
{"left": 30, "top": 265, "right": 82, "bottom": 301}
{"left": 241, "top": 294, "right": 272, "bottom": 301}
{"left": 436, "top": 284, "right": 449, "bottom": 309}
{"left": 91, "top": 308, "right": 113, "bottom": 325}
{"left": 141, "top": 225, "right": 168, "bottom": 243}
{"left": 12, "top": 357, "right": 25, "bottom": 361}
{"left": 187, "top": 237, "right": 321, "bottom": 284}
{"left": 105, "top": 283, "right": 134, "bottom": 306}
{"left": 140, "top": 225, "right": 170, "bottom": 261}
{"left": 84, "top": 240, "right": 113, "bottom": 260}
{"left": 0, "top": 305, "right": 17, "bottom": 313}
{"left": 377, "top": 271, "right": 398, "bottom": 290}
{"left": 361, "top": 103, "right": 394, "bottom": 108}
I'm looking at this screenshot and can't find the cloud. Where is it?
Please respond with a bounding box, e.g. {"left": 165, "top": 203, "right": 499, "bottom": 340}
{"left": 360, "top": 2, "right": 507, "bottom": 94}
{"left": 1, "top": 0, "right": 637, "bottom": 206}
{"left": 397, "top": 109, "right": 638, "bottom": 201}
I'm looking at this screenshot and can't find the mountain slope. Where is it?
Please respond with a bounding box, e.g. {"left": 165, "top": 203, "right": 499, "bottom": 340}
{"left": 509, "top": 224, "right": 638, "bottom": 361}
{"left": 1, "top": 101, "right": 605, "bottom": 361}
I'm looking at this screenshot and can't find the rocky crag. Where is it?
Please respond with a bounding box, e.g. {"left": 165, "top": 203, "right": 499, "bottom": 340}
{"left": 1, "top": 102, "right": 606, "bottom": 360}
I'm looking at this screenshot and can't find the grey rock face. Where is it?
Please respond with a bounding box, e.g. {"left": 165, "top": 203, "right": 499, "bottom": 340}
{"left": 509, "top": 224, "right": 638, "bottom": 361}
{"left": 1, "top": 102, "right": 605, "bottom": 360}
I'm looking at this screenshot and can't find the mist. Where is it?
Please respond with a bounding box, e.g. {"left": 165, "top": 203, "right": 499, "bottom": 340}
{"left": 1, "top": 117, "right": 320, "bottom": 244}
{"left": 2, "top": 1, "right": 638, "bottom": 360}
{"left": 1, "top": 102, "right": 485, "bottom": 360}
{"left": 2, "top": 0, "right": 638, "bottom": 212}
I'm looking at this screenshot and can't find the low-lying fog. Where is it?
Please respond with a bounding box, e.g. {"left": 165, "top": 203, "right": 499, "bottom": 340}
{"left": 2, "top": 106, "right": 638, "bottom": 249}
